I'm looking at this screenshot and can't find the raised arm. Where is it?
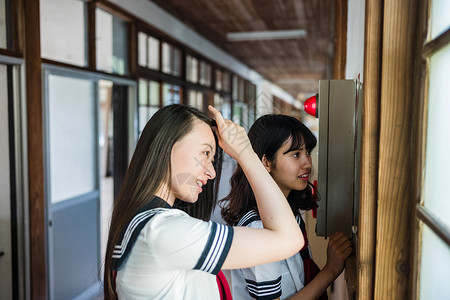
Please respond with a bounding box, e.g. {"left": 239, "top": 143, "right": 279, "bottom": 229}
{"left": 208, "top": 105, "right": 304, "bottom": 269}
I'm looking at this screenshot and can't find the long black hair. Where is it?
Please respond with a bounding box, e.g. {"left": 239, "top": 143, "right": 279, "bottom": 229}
{"left": 221, "top": 114, "right": 318, "bottom": 226}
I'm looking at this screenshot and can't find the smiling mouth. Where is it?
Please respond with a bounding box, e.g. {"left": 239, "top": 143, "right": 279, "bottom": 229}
{"left": 299, "top": 174, "right": 309, "bottom": 179}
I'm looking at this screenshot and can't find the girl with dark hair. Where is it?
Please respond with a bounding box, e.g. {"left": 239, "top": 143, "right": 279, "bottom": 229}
{"left": 103, "top": 105, "right": 304, "bottom": 299}
{"left": 222, "top": 114, "right": 352, "bottom": 300}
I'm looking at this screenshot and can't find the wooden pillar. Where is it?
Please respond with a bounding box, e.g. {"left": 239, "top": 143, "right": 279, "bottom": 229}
{"left": 23, "top": 0, "right": 46, "bottom": 298}
{"left": 333, "top": 0, "right": 347, "bottom": 79}
{"left": 374, "top": 0, "right": 417, "bottom": 298}
{"left": 358, "top": 0, "right": 382, "bottom": 299}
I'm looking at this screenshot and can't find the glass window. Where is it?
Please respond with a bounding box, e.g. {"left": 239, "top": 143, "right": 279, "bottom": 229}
{"left": 138, "top": 79, "right": 160, "bottom": 133}
{"left": 423, "top": 43, "right": 450, "bottom": 228}
{"left": 48, "top": 75, "right": 96, "bottom": 203}
{"left": 163, "top": 83, "right": 181, "bottom": 106}
{"left": 0, "top": 0, "right": 6, "bottom": 49}
{"left": 148, "top": 36, "right": 160, "bottom": 70}
{"left": 232, "top": 102, "right": 248, "bottom": 128}
{"left": 138, "top": 79, "right": 148, "bottom": 106}
{"left": 138, "top": 32, "right": 147, "bottom": 67}
{"left": 416, "top": 1, "right": 450, "bottom": 297}
{"left": 41, "top": 0, "right": 86, "bottom": 66}
{"left": 96, "top": 8, "right": 128, "bottom": 75}
{"left": 222, "top": 72, "right": 230, "bottom": 92}
{"left": 138, "top": 33, "right": 160, "bottom": 70}
{"left": 232, "top": 75, "right": 238, "bottom": 100}
{"left": 162, "top": 42, "right": 181, "bottom": 76}
{"left": 419, "top": 225, "right": 450, "bottom": 299}
{"left": 215, "top": 69, "right": 222, "bottom": 91}
{"left": 199, "top": 61, "right": 211, "bottom": 86}
{"left": 246, "top": 82, "right": 257, "bottom": 108}
{"left": 162, "top": 43, "right": 170, "bottom": 74}
{"left": 186, "top": 55, "right": 198, "bottom": 83}
{"left": 214, "top": 93, "right": 231, "bottom": 120}
{"left": 188, "top": 90, "right": 203, "bottom": 110}
{"left": 430, "top": 0, "right": 450, "bottom": 39}
{"left": 238, "top": 78, "right": 245, "bottom": 101}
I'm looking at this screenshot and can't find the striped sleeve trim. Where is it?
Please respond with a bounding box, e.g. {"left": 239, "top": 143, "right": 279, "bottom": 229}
{"left": 237, "top": 210, "right": 260, "bottom": 226}
{"left": 245, "top": 276, "right": 282, "bottom": 300}
{"left": 194, "top": 222, "right": 234, "bottom": 275}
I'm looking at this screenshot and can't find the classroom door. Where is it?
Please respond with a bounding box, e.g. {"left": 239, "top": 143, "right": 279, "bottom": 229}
{"left": 45, "top": 74, "right": 101, "bottom": 300}
{"left": 45, "top": 73, "right": 133, "bottom": 299}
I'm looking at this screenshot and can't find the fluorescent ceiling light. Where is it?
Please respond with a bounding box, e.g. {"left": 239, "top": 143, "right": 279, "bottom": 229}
{"left": 227, "top": 29, "right": 307, "bottom": 41}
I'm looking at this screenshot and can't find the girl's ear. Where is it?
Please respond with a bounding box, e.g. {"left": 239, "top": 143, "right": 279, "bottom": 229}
{"left": 261, "top": 154, "right": 272, "bottom": 173}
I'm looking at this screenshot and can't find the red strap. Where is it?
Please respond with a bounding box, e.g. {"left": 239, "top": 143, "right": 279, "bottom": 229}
{"left": 216, "top": 270, "right": 233, "bottom": 300}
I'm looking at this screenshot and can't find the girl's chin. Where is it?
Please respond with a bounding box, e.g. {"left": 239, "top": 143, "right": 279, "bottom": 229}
{"left": 176, "top": 193, "right": 199, "bottom": 203}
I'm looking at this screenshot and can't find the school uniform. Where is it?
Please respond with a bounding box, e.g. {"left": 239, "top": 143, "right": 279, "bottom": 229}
{"left": 112, "top": 196, "right": 234, "bottom": 300}
{"left": 231, "top": 210, "right": 325, "bottom": 300}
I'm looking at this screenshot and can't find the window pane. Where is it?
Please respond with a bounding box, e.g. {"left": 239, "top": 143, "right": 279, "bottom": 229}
{"left": 48, "top": 75, "right": 96, "bottom": 203}
{"left": 214, "top": 94, "right": 231, "bottom": 120}
{"left": 138, "top": 32, "right": 147, "bottom": 67}
{"left": 419, "top": 225, "right": 450, "bottom": 299}
{"left": 162, "top": 42, "right": 181, "bottom": 76}
{"left": 239, "top": 78, "right": 245, "bottom": 101}
{"left": 163, "top": 83, "right": 181, "bottom": 106}
{"left": 41, "top": 0, "right": 85, "bottom": 66}
{"left": 0, "top": 0, "right": 6, "bottom": 48}
{"left": 138, "top": 79, "right": 148, "bottom": 106}
{"left": 232, "top": 75, "right": 238, "bottom": 100}
{"left": 162, "top": 42, "right": 170, "bottom": 74}
{"left": 187, "top": 55, "right": 198, "bottom": 83}
{"left": 199, "top": 61, "right": 211, "bottom": 86}
{"left": 173, "top": 47, "right": 181, "bottom": 76}
{"left": 424, "top": 43, "right": 450, "bottom": 228}
{"left": 149, "top": 81, "right": 160, "bottom": 106}
{"left": 223, "top": 72, "right": 230, "bottom": 92}
{"left": 430, "top": 0, "right": 450, "bottom": 39}
{"left": 188, "top": 90, "right": 203, "bottom": 110}
{"left": 215, "top": 70, "right": 222, "bottom": 90}
{"left": 138, "top": 106, "right": 150, "bottom": 133}
{"left": 148, "top": 36, "right": 160, "bottom": 70}
{"left": 96, "top": 8, "right": 128, "bottom": 75}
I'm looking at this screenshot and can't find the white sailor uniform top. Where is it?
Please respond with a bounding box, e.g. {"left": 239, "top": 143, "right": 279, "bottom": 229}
{"left": 112, "top": 196, "right": 234, "bottom": 299}
{"left": 230, "top": 210, "right": 312, "bottom": 300}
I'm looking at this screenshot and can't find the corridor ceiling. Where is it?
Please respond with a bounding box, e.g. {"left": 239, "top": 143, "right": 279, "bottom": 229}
{"left": 150, "top": 0, "right": 336, "bottom": 100}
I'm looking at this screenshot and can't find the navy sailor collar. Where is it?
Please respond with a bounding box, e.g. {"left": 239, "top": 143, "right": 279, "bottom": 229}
{"left": 111, "top": 196, "right": 172, "bottom": 270}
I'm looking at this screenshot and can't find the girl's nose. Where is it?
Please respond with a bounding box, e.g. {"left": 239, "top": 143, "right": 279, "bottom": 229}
{"left": 205, "top": 161, "right": 216, "bottom": 179}
{"left": 302, "top": 154, "right": 312, "bottom": 168}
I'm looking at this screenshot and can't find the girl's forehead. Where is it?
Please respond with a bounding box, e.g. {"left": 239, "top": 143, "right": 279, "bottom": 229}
{"left": 282, "top": 134, "right": 305, "bottom": 150}
{"left": 191, "top": 120, "right": 216, "bottom": 145}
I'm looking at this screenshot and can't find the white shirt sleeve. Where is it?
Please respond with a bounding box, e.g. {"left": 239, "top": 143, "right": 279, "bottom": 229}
{"left": 143, "top": 209, "right": 233, "bottom": 275}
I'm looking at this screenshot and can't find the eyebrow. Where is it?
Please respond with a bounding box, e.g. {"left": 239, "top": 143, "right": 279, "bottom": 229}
{"left": 283, "top": 145, "right": 305, "bottom": 155}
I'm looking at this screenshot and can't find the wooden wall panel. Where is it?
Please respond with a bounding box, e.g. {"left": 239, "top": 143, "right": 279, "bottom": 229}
{"left": 357, "top": 0, "right": 382, "bottom": 299}
{"left": 333, "top": 0, "right": 347, "bottom": 79}
{"left": 374, "top": 0, "right": 417, "bottom": 298}
{"left": 23, "top": 0, "right": 46, "bottom": 298}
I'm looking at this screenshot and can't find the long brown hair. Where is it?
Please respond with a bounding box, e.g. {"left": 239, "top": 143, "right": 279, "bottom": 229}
{"left": 103, "top": 104, "right": 223, "bottom": 299}
{"left": 221, "top": 114, "right": 318, "bottom": 226}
